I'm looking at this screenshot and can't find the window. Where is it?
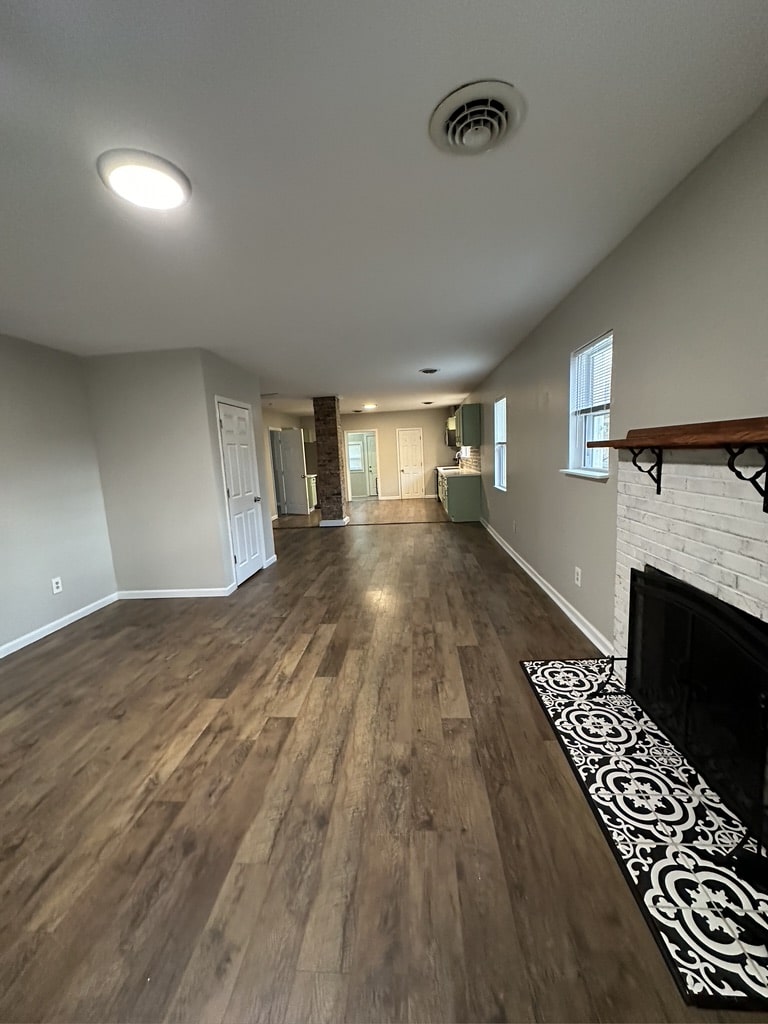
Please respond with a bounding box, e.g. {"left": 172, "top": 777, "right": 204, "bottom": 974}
{"left": 347, "top": 441, "right": 364, "bottom": 472}
{"left": 569, "top": 332, "right": 613, "bottom": 474}
{"left": 494, "top": 396, "right": 507, "bottom": 490}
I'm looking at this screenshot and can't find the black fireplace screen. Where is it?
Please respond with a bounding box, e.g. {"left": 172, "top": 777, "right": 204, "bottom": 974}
{"left": 627, "top": 565, "right": 768, "bottom": 844}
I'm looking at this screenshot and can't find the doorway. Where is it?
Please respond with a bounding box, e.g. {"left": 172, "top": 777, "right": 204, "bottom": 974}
{"left": 217, "top": 400, "right": 265, "bottom": 586}
{"left": 397, "top": 427, "right": 425, "bottom": 498}
{"left": 280, "top": 428, "right": 311, "bottom": 514}
{"left": 269, "top": 428, "right": 286, "bottom": 517}
{"left": 345, "top": 430, "right": 379, "bottom": 499}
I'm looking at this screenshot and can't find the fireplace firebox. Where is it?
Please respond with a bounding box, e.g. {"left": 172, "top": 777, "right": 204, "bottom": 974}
{"left": 627, "top": 565, "right": 768, "bottom": 880}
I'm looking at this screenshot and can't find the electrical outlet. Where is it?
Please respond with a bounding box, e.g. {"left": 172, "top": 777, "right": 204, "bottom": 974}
{"left": 51, "top": 577, "right": 63, "bottom": 595}
{"left": 574, "top": 566, "right": 582, "bottom": 588}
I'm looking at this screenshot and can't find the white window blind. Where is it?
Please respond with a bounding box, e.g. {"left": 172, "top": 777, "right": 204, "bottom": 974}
{"left": 494, "top": 396, "right": 507, "bottom": 490}
{"left": 569, "top": 333, "right": 613, "bottom": 473}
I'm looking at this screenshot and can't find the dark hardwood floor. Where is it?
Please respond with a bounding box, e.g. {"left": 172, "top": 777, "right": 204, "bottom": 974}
{"left": 0, "top": 522, "right": 761, "bottom": 1022}
{"left": 273, "top": 497, "right": 450, "bottom": 529}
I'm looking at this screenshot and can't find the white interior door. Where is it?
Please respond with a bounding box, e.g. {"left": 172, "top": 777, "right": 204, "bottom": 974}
{"left": 397, "top": 427, "right": 425, "bottom": 498}
{"left": 281, "top": 428, "right": 311, "bottom": 514}
{"left": 218, "top": 402, "right": 265, "bottom": 585}
{"left": 364, "top": 434, "right": 378, "bottom": 495}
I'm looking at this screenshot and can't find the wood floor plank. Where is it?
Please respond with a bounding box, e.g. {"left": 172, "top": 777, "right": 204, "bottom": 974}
{"left": 163, "top": 862, "right": 270, "bottom": 1024}
{"left": 263, "top": 623, "right": 336, "bottom": 717}
{"left": 342, "top": 827, "right": 409, "bottom": 1024}
{"left": 295, "top": 662, "right": 379, "bottom": 973}
{"left": 285, "top": 971, "right": 349, "bottom": 1024}
{"left": 407, "top": 831, "right": 468, "bottom": 1023}
{"left": 223, "top": 782, "right": 335, "bottom": 1024}
{"left": 434, "top": 620, "right": 471, "bottom": 719}
{"left": 410, "top": 623, "right": 447, "bottom": 831}
{"left": 234, "top": 651, "right": 363, "bottom": 866}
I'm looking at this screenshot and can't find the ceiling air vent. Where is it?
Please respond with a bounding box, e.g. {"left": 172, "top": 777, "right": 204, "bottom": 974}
{"left": 429, "top": 80, "right": 526, "bottom": 155}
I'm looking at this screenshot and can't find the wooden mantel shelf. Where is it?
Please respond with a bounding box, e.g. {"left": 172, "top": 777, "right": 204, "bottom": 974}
{"left": 587, "top": 416, "right": 768, "bottom": 512}
{"left": 587, "top": 415, "right": 768, "bottom": 451}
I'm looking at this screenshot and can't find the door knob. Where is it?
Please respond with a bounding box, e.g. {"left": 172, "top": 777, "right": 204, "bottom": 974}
{"left": 254, "top": 496, "right": 261, "bottom": 502}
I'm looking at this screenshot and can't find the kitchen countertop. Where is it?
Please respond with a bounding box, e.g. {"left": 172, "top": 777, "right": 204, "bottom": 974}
{"left": 436, "top": 466, "right": 480, "bottom": 477}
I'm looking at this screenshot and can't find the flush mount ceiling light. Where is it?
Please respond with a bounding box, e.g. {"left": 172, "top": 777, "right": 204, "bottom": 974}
{"left": 362, "top": 403, "right": 377, "bottom": 410}
{"left": 97, "top": 149, "right": 191, "bottom": 210}
{"left": 419, "top": 367, "right": 440, "bottom": 375}
{"left": 429, "top": 80, "right": 526, "bottom": 155}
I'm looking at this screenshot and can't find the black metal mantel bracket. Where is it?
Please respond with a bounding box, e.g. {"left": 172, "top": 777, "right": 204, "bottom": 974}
{"left": 629, "top": 446, "right": 663, "bottom": 495}
{"left": 724, "top": 444, "right": 768, "bottom": 514}
{"left": 624, "top": 443, "right": 768, "bottom": 512}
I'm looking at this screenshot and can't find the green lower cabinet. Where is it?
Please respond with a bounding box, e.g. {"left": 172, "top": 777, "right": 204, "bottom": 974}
{"left": 440, "top": 474, "right": 481, "bottom": 522}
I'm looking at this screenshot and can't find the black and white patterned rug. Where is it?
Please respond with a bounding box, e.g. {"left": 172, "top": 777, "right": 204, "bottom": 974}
{"left": 521, "top": 658, "right": 768, "bottom": 1009}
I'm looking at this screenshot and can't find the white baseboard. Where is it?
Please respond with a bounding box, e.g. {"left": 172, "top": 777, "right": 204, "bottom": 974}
{"left": 0, "top": 563, "right": 284, "bottom": 660}
{"left": 0, "top": 592, "right": 119, "bottom": 660}
{"left": 118, "top": 584, "right": 237, "bottom": 599}
{"left": 481, "top": 519, "right": 612, "bottom": 655}
{"left": 271, "top": 514, "right": 278, "bottom": 522}
{"left": 319, "top": 516, "right": 350, "bottom": 527}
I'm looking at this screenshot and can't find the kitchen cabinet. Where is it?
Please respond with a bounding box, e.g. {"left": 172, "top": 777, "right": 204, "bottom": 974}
{"left": 437, "top": 469, "right": 481, "bottom": 522}
{"left": 455, "top": 403, "right": 481, "bottom": 447}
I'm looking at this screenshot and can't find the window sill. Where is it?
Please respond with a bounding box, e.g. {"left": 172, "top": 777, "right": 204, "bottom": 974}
{"left": 559, "top": 469, "right": 610, "bottom": 481}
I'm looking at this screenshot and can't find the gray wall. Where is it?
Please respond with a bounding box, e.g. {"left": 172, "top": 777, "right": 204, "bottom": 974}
{"left": 200, "top": 350, "right": 276, "bottom": 565}
{"left": 340, "top": 408, "right": 455, "bottom": 498}
{"left": 0, "top": 336, "right": 116, "bottom": 648}
{"left": 470, "top": 99, "right": 768, "bottom": 644}
{"left": 87, "top": 350, "right": 229, "bottom": 592}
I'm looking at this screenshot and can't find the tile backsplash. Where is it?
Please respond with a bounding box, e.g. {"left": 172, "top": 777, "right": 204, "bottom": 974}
{"left": 460, "top": 446, "right": 481, "bottom": 473}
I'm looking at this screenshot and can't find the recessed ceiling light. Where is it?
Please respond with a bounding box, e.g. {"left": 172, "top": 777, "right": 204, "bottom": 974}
{"left": 422, "top": 401, "right": 434, "bottom": 405}
{"left": 353, "top": 409, "right": 363, "bottom": 413}
{"left": 97, "top": 149, "right": 191, "bottom": 210}
{"left": 419, "top": 368, "right": 439, "bottom": 374}
{"left": 362, "top": 403, "right": 377, "bottom": 410}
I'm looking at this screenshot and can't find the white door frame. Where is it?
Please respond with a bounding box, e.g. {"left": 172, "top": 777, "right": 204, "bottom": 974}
{"left": 214, "top": 396, "right": 266, "bottom": 587}
{"left": 396, "top": 426, "right": 425, "bottom": 498}
{"left": 344, "top": 428, "right": 380, "bottom": 500}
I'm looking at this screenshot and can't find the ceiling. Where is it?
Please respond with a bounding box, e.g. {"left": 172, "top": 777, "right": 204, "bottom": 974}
{"left": 2, "top": 1, "right": 768, "bottom": 416}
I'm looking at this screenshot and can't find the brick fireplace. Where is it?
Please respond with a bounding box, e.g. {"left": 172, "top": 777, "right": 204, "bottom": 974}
{"left": 612, "top": 442, "right": 768, "bottom": 661}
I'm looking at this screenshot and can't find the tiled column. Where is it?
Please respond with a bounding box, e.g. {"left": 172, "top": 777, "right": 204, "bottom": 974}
{"left": 312, "top": 396, "right": 349, "bottom": 526}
